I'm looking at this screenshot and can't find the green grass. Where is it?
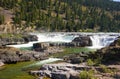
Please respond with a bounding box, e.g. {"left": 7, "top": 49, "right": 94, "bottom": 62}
{"left": 0, "top": 61, "right": 36, "bottom": 79}
{"left": 79, "top": 70, "right": 97, "bottom": 79}
{"left": 0, "top": 47, "right": 96, "bottom": 79}
{"left": 51, "top": 47, "right": 95, "bottom": 57}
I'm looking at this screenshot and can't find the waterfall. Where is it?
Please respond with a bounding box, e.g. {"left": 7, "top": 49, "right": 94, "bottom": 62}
{"left": 7, "top": 33, "right": 78, "bottom": 48}
{"left": 89, "top": 35, "right": 118, "bottom": 49}
{"left": 36, "top": 33, "right": 78, "bottom": 43}
{"left": 7, "top": 32, "right": 119, "bottom": 49}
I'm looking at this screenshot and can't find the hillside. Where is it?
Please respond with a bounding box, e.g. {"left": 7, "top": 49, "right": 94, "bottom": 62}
{"left": 0, "top": 0, "right": 120, "bottom": 32}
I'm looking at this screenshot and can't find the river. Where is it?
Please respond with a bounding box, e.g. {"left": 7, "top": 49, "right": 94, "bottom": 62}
{"left": 0, "top": 32, "right": 119, "bottom": 79}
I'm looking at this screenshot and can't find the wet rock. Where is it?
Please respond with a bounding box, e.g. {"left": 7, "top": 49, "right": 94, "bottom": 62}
{"left": 33, "top": 43, "right": 50, "bottom": 51}
{"left": 110, "top": 37, "right": 120, "bottom": 47}
{"left": 92, "top": 46, "right": 120, "bottom": 64}
{"left": 72, "top": 36, "right": 92, "bottom": 47}
{"left": 23, "top": 35, "right": 38, "bottom": 42}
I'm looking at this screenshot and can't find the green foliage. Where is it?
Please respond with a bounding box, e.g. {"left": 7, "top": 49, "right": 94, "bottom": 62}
{"left": 0, "top": 61, "right": 35, "bottom": 79}
{"left": 79, "top": 70, "right": 97, "bottom": 79}
{"left": 51, "top": 47, "right": 94, "bottom": 57}
{"left": 99, "top": 65, "right": 113, "bottom": 73}
{"left": 0, "top": 0, "right": 120, "bottom": 32}
{"left": 87, "top": 59, "right": 95, "bottom": 66}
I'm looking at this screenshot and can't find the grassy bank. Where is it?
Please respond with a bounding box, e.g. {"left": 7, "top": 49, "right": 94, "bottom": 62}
{"left": 51, "top": 47, "right": 95, "bottom": 57}
{"left": 0, "top": 61, "right": 35, "bottom": 79}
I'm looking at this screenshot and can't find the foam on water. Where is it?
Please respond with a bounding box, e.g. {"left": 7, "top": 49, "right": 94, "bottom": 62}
{"left": 88, "top": 35, "right": 118, "bottom": 49}
{"left": 7, "top": 33, "right": 78, "bottom": 48}
{"left": 24, "top": 58, "right": 63, "bottom": 68}
{"left": 7, "top": 32, "right": 119, "bottom": 49}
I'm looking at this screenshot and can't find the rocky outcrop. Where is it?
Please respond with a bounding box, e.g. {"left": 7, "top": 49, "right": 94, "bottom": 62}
{"left": 86, "top": 37, "right": 120, "bottom": 64}
{"left": 110, "top": 37, "right": 120, "bottom": 47}
{"left": 0, "top": 47, "right": 47, "bottom": 63}
{"left": 30, "top": 63, "right": 90, "bottom": 79}
{"left": 33, "top": 42, "right": 50, "bottom": 51}
{"left": 22, "top": 35, "right": 38, "bottom": 42}
{"left": 33, "top": 36, "right": 92, "bottom": 50}
{"left": 33, "top": 42, "right": 64, "bottom": 54}
{"left": 72, "top": 36, "right": 92, "bottom": 47}
{"left": 0, "top": 34, "right": 38, "bottom": 46}
{"left": 63, "top": 52, "right": 88, "bottom": 64}
{"left": 95, "top": 47, "right": 120, "bottom": 64}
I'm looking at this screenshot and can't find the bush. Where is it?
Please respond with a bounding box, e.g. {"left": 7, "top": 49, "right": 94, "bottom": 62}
{"left": 99, "top": 65, "right": 112, "bottom": 73}
{"left": 87, "top": 59, "right": 94, "bottom": 66}
{"left": 79, "top": 70, "right": 97, "bottom": 79}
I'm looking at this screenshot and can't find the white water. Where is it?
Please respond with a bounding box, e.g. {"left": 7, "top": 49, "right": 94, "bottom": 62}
{"left": 7, "top": 33, "right": 78, "bottom": 48}
{"left": 7, "top": 33, "right": 119, "bottom": 49}
{"left": 24, "top": 58, "right": 63, "bottom": 67}
{"left": 89, "top": 35, "right": 118, "bottom": 49}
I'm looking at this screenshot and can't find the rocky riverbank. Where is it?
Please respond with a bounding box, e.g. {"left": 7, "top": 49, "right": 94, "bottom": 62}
{"left": 0, "top": 46, "right": 48, "bottom": 64}
{"left": 30, "top": 62, "right": 120, "bottom": 79}
{"left": 0, "top": 33, "right": 38, "bottom": 46}
{"left": 29, "top": 35, "right": 120, "bottom": 79}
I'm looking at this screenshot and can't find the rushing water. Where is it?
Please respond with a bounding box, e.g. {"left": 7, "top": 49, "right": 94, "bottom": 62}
{"left": 24, "top": 58, "right": 63, "bottom": 69}
{"left": 89, "top": 35, "right": 118, "bottom": 49}
{"left": 7, "top": 32, "right": 120, "bottom": 49}
{"left": 7, "top": 33, "right": 79, "bottom": 48}
{"left": 2, "top": 32, "right": 120, "bottom": 79}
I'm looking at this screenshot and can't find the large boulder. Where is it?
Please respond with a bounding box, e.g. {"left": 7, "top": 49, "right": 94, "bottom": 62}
{"left": 22, "top": 35, "right": 38, "bottom": 42}
{"left": 92, "top": 37, "right": 120, "bottom": 64}
{"left": 0, "top": 47, "right": 20, "bottom": 63}
{"left": 72, "top": 36, "right": 92, "bottom": 47}
{"left": 91, "top": 46, "right": 120, "bottom": 64}
{"left": 110, "top": 37, "right": 120, "bottom": 47}
{"left": 0, "top": 46, "right": 47, "bottom": 64}
{"left": 33, "top": 42, "right": 50, "bottom": 51}
{"left": 33, "top": 42, "right": 64, "bottom": 54}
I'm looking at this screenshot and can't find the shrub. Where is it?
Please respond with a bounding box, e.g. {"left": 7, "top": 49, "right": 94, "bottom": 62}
{"left": 79, "top": 70, "right": 97, "bottom": 79}
{"left": 87, "top": 59, "right": 94, "bottom": 66}
{"left": 99, "top": 65, "right": 112, "bottom": 73}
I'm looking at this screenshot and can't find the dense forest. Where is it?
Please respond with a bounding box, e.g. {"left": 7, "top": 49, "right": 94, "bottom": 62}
{"left": 0, "top": 0, "right": 120, "bottom": 32}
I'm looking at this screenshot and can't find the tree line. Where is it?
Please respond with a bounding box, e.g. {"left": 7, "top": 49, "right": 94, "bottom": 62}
{"left": 0, "top": 0, "right": 120, "bottom": 32}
